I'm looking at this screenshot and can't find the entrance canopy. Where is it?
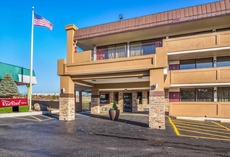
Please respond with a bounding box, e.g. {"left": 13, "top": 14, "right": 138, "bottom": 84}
{"left": 0, "top": 62, "right": 37, "bottom": 85}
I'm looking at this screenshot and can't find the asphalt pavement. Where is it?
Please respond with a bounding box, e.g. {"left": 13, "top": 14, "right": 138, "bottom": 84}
{"left": 0, "top": 112, "right": 230, "bottom": 157}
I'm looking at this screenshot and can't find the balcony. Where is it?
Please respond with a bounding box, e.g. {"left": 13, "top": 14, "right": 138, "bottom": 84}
{"left": 169, "top": 67, "right": 230, "bottom": 86}
{"left": 58, "top": 45, "right": 167, "bottom": 76}
{"left": 166, "top": 31, "right": 230, "bottom": 55}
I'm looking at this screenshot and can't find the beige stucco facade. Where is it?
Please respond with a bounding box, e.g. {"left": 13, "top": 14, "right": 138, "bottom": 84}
{"left": 58, "top": 0, "right": 230, "bottom": 128}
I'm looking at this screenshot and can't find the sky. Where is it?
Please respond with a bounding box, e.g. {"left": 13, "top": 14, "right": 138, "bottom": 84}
{"left": 0, "top": 0, "right": 218, "bottom": 94}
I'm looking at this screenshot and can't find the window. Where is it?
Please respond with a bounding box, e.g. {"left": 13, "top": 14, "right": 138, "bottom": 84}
{"left": 169, "top": 92, "right": 180, "bottom": 102}
{"left": 137, "top": 92, "right": 142, "bottom": 104}
{"left": 114, "top": 92, "right": 118, "bottom": 103}
{"left": 180, "top": 59, "right": 196, "bottom": 70}
{"left": 196, "top": 58, "right": 213, "bottom": 69}
{"left": 180, "top": 58, "right": 213, "bottom": 70}
{"left": 180, "top": 88, "right": 213, "bottom": 102}
{"left": 169, "top": 64, "right": 180, "bottom": 70}
{"left": 142, "top": 41, "right": 156, "bottom": 55}
{"left": 196, "top": 88, "right": 213, "bottom": 102}
{"left": 180, "top": 88, "right": 196, "bottom": 101}
{"left": 218, "top": 87, "right": 230, "bottom": 102}
{"left": 100, "top": 93, "right": 109, "bottom": 104}
{"left": 130, "top": 40, "right": 162, "bottom": 57}
{"left": 217, "top": 56, "right": 230, "bottom": 67}
{"left": 97, "top": 44, "right": 126, "bottom": 60}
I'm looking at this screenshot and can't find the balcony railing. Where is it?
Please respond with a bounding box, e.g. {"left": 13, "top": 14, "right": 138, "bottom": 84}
{"left": 95, "top": 40, "right": 162, "bottom": 61}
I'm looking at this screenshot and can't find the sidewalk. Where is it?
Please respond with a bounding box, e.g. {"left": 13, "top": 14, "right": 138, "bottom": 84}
{"left": 0, "top": 109, "right": 59, "bottom": 118}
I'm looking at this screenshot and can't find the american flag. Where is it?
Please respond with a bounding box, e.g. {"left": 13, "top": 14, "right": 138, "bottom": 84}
{"left": 34, "top": 14, "right": 53, "bottom": 30}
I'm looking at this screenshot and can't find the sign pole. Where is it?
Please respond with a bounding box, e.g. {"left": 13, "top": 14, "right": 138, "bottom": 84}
{"left": 29, "top": 6, "right": 34, "bottom": 111}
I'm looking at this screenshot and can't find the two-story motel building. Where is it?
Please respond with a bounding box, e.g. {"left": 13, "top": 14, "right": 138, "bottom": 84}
{"left": 58, "top": 0, "right": 230, "bottom": 129}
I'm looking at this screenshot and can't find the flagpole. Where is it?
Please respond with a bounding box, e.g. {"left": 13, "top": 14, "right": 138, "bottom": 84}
{"left": 29, "top": 6, "right": 34, "bottom": 111}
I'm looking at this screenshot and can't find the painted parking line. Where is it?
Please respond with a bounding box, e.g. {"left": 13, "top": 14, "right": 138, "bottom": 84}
{"left": 168, "top": 117, "right": 180, "bottom": 136}
{"left": 30, "top": 115, "right": 42, "bottom": 121}
{"left": 12, "top": 114, "right": 55, "bottom": 122}
{"left": 39, "top": 114, "right": 54, "bottom": 120}
{"left": 13, "top": 117, "right": 39, "bottom": 122}
{"left": 212, "top": 121, "right": 230, "bottom": 131}
{"left": 169, "top": 117, "right": 230, "bottom": 142}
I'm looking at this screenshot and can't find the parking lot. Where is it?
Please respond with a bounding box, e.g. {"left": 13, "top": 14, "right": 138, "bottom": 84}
{"left": 0, "top": 113, "right": 230, "bottom": 156}
{"left": 169, "top": 117, "right": 230, "bottom": 142}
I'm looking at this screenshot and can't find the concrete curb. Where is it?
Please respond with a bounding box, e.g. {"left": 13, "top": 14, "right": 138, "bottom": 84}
{"left": 176, "top": 116, "right": 230, "bottom": 123}
{"left": 0, "top": 110, "right": 59, "bottom": 118}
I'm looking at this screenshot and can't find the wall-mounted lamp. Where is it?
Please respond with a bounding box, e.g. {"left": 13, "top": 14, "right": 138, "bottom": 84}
{"left": 61, "top": 88, "right": 65, "bottom": 94}
{"left": 150, "top": 84, "right": 158, "bottom": 90}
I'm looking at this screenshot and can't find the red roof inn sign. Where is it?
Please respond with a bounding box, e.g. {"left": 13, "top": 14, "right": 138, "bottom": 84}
{"left": 0, "top": 98, "right": 28, "bottom": 107}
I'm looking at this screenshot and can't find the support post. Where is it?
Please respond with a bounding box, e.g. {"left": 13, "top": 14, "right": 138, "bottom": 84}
{"left": 59, "top": 76, "right": 75, "bottom": 121}
{"left": 127, "top": 42, "right": 130, "bottom": 57}
{"left": 93, "top": 46, "right": 97, "bottom": 61}
{"left": 91, "top": 89, "right": 100, "bottom": 114}
{"left": 149, "top": 69, "right": 166, "bottom": 129}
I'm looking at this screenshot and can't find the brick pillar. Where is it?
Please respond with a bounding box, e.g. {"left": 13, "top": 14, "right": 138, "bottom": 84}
{"left": 91, "top": 89, "right": 100, "bottom": 114}
{"left": 59, "top": 76, "right": 75, "bottom": 121}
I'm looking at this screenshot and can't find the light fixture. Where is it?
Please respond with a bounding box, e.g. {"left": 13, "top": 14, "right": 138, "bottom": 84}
{"left": 119, "top": 14, "right": 123, "bottom": 20}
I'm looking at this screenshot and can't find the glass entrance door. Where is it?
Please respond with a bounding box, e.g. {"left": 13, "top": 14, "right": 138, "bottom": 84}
{"left": 123, "top": 93, "right": 132, "bottom": 112}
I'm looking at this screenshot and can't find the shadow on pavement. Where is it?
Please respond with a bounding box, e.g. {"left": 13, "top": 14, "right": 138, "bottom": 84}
{"left": 80, "top": 112, "right": 149, "bottom": 127}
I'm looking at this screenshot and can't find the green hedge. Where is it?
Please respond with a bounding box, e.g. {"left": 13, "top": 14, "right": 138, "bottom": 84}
{"left": 19, "top": 106, "right": 29, "bottom": 112}
{"left": 0, "top": 107, "right": 12, "bottom": 113}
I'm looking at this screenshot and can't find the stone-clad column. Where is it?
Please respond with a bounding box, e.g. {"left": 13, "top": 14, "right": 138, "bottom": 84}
{"left": 132, "top": 91, "right": 137, "bottom": 112}
{"left": 118, "top": 91, "right": 123, "bottom": 112}
{"left": 91, "top": 89, "right": 100, "bottom": 114}
{"left": 149, "top": 91, "right": 165, "bottom": 129}
{"left": 149, "top": 69, "right": 166, "bottom": 129}
{"left": 59, "top": 76, "right": 75, "bottom": 121}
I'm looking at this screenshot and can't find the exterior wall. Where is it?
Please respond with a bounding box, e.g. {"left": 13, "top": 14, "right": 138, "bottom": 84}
{"left": 99, "top": 90, "right": 152, "bottom": 113}
{"left": 74, "top": 50, "right": 91, "bottom": 63}
{"left": 137, "top": 91, "right": 149, "bottom": 112}
{"left": 164, "top": 89, "right": 169, "bottom": 113}
{"left": 170, "top": 102, "right": 230, "bottom": 118}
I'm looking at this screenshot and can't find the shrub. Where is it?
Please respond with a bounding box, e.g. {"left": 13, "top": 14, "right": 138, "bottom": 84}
{"left": 0, "top": 107, "right": 12, "bottom": 113}
{"left": 0, "top": 74, "right": 20, "bottom": 98}
{"left": 111, "top": 101, "right": 118, "bottom": 110}
{"left": 19, "top": 106, "right": 29, "bottom": 112}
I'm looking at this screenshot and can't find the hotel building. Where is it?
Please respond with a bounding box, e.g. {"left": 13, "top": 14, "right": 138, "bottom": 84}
{"left": 58, "top": 0, "right": 230, "bottom": 129}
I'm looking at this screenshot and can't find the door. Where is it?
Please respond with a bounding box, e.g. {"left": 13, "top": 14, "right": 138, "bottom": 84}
{"left": 123, "top": 93, "right": 132, "bottom": 112}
